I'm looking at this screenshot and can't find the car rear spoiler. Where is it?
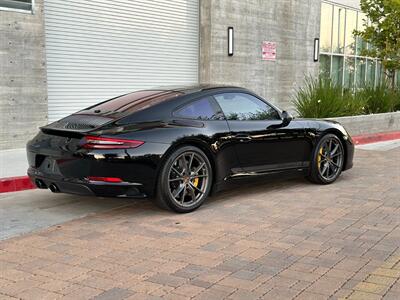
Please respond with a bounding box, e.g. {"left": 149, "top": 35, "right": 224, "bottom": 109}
{"left": 40, "top": 114, "right": 115, "bottom": 137}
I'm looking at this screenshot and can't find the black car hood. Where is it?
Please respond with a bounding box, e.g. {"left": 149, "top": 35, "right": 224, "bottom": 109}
{"left": 294, "top": 118, "right": 350, "bottom": 137}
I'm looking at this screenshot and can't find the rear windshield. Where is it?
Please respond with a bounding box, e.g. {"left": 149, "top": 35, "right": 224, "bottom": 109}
{"left": 77, "top": 90, "right": 183, "bottom": 116}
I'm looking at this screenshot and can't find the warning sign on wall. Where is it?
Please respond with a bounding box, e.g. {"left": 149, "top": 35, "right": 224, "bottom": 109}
{"left": 262, "top": 41, "right": 277, "bottom": 61}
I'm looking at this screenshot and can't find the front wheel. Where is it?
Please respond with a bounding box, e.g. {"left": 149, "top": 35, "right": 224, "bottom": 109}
{"left": 308, "top": 134, "right": 345, "bottom": 184}
{"left": 155, "top": 146, "right": 213, "bottom": 213}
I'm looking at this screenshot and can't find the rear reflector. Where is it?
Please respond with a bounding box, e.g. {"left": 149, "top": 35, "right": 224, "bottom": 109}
{"left": 82, "top": 135, "right": 144, "bottom": 149}
{"left": 87, "top": 176, "right": 123, "bottom": 183}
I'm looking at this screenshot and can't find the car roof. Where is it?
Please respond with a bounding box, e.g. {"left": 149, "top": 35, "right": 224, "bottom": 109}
{"left": 75, "top": 85, "right": 247, "bottom": 120}
{"left": 145, "top": 84, "right": 243, "bottom": 95}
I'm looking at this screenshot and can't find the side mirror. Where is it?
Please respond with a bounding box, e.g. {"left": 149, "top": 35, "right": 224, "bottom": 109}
{"left": 267, "top": 110, "right": 293, "bottom": 129}
{"left": 281, "top": 111, "right": 293, "bottom": 127}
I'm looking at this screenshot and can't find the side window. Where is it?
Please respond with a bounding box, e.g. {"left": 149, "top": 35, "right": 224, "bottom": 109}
{"left": 174, "top": 97, "right": 219, "bottom": 120}
{"left": 214, "top": 93, "right": 280, "bottom": 121}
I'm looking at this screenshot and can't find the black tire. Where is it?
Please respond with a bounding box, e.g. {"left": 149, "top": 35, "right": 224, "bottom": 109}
{"left": 154, "top": 146, "right": 213, "bottom": 213}
{"left": 308, "top": 133, "right": 345, "bottom": 184}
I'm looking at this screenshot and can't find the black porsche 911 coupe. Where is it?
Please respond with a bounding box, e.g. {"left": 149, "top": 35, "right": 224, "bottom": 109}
{"left": 27, "top": 85, "right": 354, "bottom": 212}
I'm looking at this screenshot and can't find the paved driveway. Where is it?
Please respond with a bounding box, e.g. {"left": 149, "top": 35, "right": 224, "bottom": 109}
{"left": 0, "top": 145, "right": 399, "bottom": 299}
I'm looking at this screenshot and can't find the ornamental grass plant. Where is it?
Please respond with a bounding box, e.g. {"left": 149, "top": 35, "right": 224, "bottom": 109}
{"left": 358, "top": 84, "right": 400, "bottom": 114}
{"left": 293, "top": 76, "right": 400, "bottom": 118}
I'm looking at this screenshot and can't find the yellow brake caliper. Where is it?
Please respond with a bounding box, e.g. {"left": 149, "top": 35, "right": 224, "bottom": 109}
{"left": 192, "top": 177, "right": 199, "bottom": 187}
{"left": 317, "top": 147, "right": 323, "bottom": 168}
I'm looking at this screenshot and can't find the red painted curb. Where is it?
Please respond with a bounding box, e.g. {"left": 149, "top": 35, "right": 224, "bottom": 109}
{"left": 352, "top": 131, "right": 400, "bottom": 145}
{"left": 0, "top": 176, "right": 35, "bottom": 193}
{"left": 1, "top": 131, "right": 399, "bottom": 194}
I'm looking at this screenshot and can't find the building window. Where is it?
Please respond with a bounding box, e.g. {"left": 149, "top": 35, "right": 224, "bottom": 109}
{"left": 0, "top": 0, "right": 33, "bottom": 13}
{"left": 319, "top": 2, "right": 381, "bottom": 89}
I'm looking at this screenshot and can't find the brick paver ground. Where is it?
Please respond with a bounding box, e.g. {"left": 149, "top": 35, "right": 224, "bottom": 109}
{"left": 0, "top": 147, "right": 399, "bottom": 300}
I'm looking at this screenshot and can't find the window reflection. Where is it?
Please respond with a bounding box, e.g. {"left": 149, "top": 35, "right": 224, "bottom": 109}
{"left": 332, "top": 56, "right": 344, "bottom": 85}
{"left": 174, "top": 98, "right": 219, "bottom": 120}
{"left": 356, "top": 58, "right": 367, "bottom": 87}
{"left": 356, "top": 12, "right": 368, "bottom": 55}
{"left": 376, "top": 61, "right": 383, "bottom": 84}
{"left": 214, "top": 93, "right": 280, "bottom": 121}
{"left": 366, "top": 60, "right": 376, "bottom": 86}
{"left": 320, "top": 54, "right": 331, "bottom": 77}
{"left": 345, "top": 10, "right": 357, "bottom": 55}
{"left": 344, "top": 57, "right": 355, "bottom": 89}
{"left": 332, "top": 6, "right": 345, "bottom": 54}
{"left": 320, "top": 3, "right": 333, "bottom": 52}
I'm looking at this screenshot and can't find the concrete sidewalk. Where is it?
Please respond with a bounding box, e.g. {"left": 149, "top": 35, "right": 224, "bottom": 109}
{"left": 356, "top": 139, "right": 400, "bottom": 151}
{"left": 0, "top": 191, "right": 133, "bottom": 241}
{"left": 0, "top": 148, "right": 27, "bottom": 178}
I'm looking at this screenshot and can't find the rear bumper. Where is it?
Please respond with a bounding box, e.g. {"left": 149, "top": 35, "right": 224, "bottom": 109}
{"left": 28, "top": 168, "right": 147, "bottom": 198}
{"left": 26, "top": 134, "right": 171, "bottom": 197}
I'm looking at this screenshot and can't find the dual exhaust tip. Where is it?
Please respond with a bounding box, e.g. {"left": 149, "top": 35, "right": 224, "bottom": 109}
{"left": 35, "top": 179, "right": 60, "bottom": 193}
{"left": 49, "top": 183, "right": 60, "bottom": 193}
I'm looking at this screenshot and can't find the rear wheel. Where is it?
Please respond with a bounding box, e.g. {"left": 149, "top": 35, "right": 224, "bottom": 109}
{"left": 308, "top": 134, "right": 344, "bottom": 184}
{"left": 155, "top": 146, "right": 212, "bottom": 213}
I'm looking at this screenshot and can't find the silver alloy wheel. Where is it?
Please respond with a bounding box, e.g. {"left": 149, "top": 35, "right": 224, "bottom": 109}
{"left": 167, "top": 151, "right": 209, "bottom": 207}
{"left": 317, "top": 137, "right": 344, "bottom": 181}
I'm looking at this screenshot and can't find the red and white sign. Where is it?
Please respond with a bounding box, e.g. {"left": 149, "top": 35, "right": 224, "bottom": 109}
{"left": 262, "top": 41, "right": 277, "bottom": 61}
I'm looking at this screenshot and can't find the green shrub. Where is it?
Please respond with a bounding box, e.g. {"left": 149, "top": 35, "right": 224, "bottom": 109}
{"left": 293, "top": 76, "right": 363, "bottom": 118}
{"left": 294, "top": 76, "right": 400, "bottom": 118}
{"left": 392, "top": 88, "right": 400, "bottom": 111}
{"left": 357, "top": 83, "right": 399, "bottom": 114}
{"left": 344, "top": 89, "right": 366, "bottom": 116}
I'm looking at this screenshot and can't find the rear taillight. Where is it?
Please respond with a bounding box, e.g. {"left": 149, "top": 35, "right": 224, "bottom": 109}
{"left": 82, "top": 135, "right": 144, "bottom": 149}
{"left": 87, "top": 176, "right": 123, "bottom": 183}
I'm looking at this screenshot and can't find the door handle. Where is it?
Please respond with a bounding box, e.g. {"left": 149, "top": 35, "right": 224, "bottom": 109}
{"left": 234, "top": 134, "right": 252, "bottom": 142}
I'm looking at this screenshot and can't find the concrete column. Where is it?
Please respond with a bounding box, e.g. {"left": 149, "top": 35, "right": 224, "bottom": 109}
{"left": 0, "top": 0, "right": 47, "bottom": 150}
{"left": 199, "top": 0, "right": 322, "bottom": 112}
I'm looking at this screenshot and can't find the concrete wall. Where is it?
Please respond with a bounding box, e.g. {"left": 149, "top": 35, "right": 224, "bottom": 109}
{"left": 0, "top": 0, "right": 47, "bottom": 151}
{"left": 328, "top": 112, "right": 400, "bottom": 136}
{"left": 199, "top": 0, "right": 321, "bottom": 112}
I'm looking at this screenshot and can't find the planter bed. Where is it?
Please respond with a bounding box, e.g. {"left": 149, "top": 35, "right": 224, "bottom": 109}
{"left": 326, "top": 111, "right": 400, "bottom": 136}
